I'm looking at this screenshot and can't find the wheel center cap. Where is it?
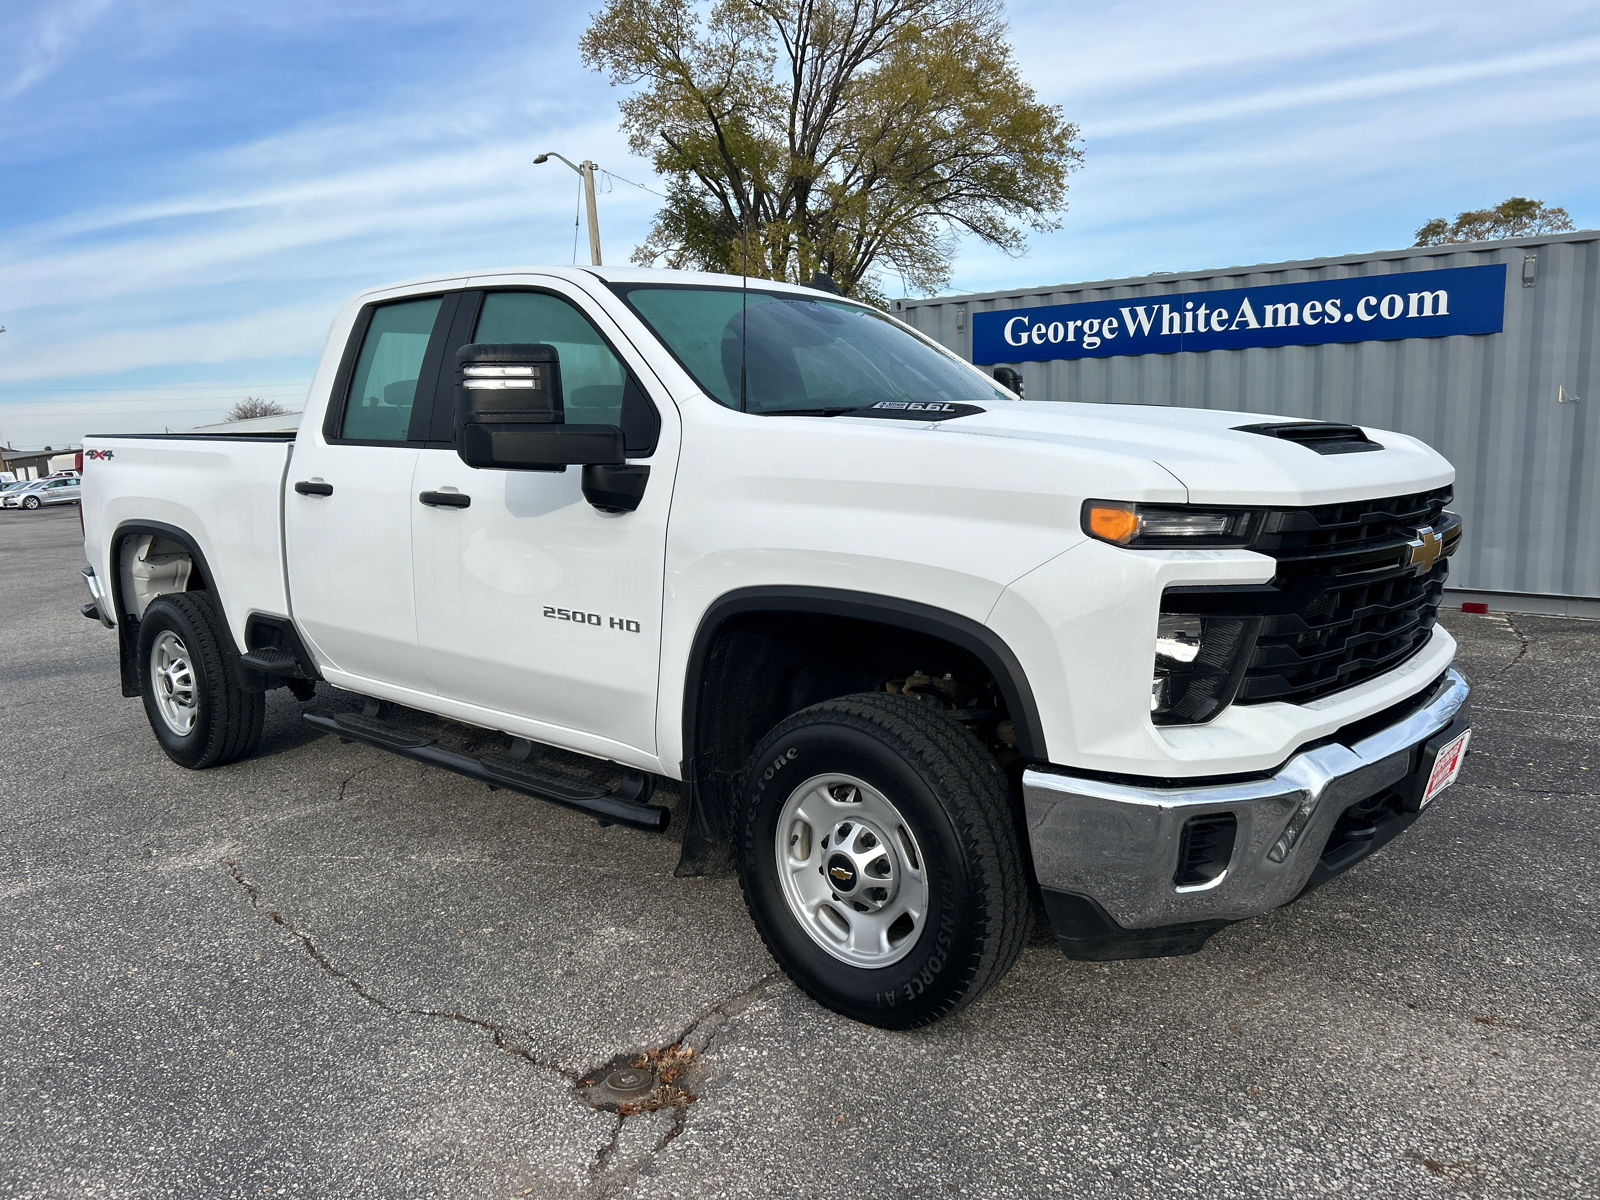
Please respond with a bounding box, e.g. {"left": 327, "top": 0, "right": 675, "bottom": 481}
{"left": 823, "top": 818, "right": 900, "bottom": 913}
{"left": 826, "top": 854, "right": 858, "bottom": 893}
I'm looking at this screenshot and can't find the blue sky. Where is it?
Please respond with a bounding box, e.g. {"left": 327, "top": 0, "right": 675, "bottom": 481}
{"left": 2, "top": 0, "right": 1597, "bottom": 445}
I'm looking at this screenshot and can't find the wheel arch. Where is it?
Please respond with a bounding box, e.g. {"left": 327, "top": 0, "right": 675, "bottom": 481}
{"left": 674, "top": 585, "right": 1046, "bottom": 875}
{"left": 108, "top": 520, "right": 238, "bottom": 698}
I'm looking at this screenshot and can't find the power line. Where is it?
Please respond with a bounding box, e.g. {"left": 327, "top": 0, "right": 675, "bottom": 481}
{"left": 599, "top": 169, "right": 668, "bottom": 200}
{"left": 571, "top": 172, "right": 583, "bottom": 265}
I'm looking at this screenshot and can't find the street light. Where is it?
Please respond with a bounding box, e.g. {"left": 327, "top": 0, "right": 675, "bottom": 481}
{"left": 534, "top": 153, "right": 602, "bottom": 266}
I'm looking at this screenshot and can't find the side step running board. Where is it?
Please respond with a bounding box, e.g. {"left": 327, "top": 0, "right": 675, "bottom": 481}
{"left": 239, "top": 647, "right": 306, "bottom": 676}
{"left": 303, "top": 711, "right": 671, "bottom": 832}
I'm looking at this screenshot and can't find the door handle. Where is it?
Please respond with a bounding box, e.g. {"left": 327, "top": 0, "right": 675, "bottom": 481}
{"left": 294, "top": 480, "right": 334, "bottom": 496}
{"left": 419, "top": 490, "right": 471, "bottom": 508}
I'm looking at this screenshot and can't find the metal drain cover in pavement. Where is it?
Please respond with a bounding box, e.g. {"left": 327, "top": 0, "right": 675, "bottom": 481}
{"left": 604, "top": 1067, "right": 654, "bottom": 1098}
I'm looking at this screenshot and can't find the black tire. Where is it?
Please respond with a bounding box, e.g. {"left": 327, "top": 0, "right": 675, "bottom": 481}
{"left": 735, "top": 693, "right": 1029, "bottom": 1029}
{"left": 137, "top": 592, "right": 264, "bottom": 769}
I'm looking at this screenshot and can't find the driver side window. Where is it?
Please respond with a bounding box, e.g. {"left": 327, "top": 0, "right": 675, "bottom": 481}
{"left": 471, "top": 291, "right": 659, "bottom": 454}
{"left": 474, "top": 292, "right": 625, "bottom": 426}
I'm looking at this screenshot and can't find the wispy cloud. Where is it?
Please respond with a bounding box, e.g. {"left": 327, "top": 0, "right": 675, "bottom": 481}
{"left": 1, "top": 0, "right": 1597, "bottom": 446}
{"left": 1087, "top": 36, "right": 1600, "bottom": 139}
{"left": 2, "top": 0, "right": 114, "bottom": 99}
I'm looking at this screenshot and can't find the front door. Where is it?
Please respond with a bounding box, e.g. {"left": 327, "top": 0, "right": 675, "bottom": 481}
{"left": 410, "top": 281, "right": 677, "bottom": 761}
{"left": 285, "top": 292, "right": 452, "bottom": 693}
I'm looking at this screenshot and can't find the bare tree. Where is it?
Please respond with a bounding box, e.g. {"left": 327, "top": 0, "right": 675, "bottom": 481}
{"left": 225, "top": 397, "right": 291, "bottom": 422}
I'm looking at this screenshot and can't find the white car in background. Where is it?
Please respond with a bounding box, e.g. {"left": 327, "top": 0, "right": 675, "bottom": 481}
{"left": 3, "top": 476, "right": 82, "bottom": 509}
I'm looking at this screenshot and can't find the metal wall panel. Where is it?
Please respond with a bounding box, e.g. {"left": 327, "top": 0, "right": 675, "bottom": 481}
{"left": 898, "top": 234, "right": 1600, "bottom": 599}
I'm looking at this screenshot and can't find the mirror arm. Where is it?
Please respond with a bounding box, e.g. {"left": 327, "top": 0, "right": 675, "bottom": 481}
{"left": 581, "top": 464, "right": 650, "bottom": 513}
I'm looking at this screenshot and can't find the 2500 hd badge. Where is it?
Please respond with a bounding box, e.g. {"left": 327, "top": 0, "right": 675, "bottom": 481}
{"left": 543, "top": 606, "right": 641, "bottom": 633}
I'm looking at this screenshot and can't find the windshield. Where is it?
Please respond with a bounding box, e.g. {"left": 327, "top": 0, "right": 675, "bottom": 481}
{"left": 615, "top": 284, "right": 1012, "bottom": 414}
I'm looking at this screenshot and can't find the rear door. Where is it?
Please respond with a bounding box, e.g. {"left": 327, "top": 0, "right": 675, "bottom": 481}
{"left": 409, "top": 279, "right": 678, "bottom": 759}
{"left": 285, "top": 290, "right": 460, "bottom": 693}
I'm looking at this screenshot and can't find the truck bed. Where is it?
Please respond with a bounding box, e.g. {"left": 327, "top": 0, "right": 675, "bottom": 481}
{"left": 81, "top": 433, "right": 296, "bottom": 647}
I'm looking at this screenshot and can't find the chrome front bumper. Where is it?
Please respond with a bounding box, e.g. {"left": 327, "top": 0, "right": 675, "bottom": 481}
{"left": 1023, "top": 669, "right": 1470, "bottom": 934}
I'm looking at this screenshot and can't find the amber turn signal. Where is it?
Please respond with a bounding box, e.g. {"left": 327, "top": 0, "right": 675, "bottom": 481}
{"left": 1086, "top": 503, "right": 1140, "bottom": 544}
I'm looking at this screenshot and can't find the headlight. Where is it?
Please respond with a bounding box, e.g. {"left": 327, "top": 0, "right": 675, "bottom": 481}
{"left": 1151, "top": 613, "right": 1261, "bottom": 726}
{"left": 1083, "top": 500, "right": 1262, "bottom": 548}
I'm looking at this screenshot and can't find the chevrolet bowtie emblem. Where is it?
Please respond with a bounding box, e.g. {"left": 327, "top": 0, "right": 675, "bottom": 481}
{"left": 1405, "top": 526, "right": 1443, "bottom": 575}
{"left": 829, "top": 866, "right": 853, "bottom": 883}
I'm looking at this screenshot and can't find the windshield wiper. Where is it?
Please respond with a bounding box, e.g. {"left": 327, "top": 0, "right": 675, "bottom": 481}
{"left": 756, "top": 406, "right": 861, "bottom": 417}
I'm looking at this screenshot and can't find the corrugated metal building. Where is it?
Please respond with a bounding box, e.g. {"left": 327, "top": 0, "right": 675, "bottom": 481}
{"left": 896, "top": 232, "right": 1598, "bottom": 613}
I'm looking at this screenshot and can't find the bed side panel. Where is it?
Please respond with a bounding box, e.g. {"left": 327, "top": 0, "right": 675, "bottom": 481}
{"left": 82, "top": 436, "right": 292, "bottom": 648}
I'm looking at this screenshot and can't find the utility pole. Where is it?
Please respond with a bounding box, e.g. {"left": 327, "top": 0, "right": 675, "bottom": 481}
{"left": 0, "top": 329, "right": 8, "bottom": 477}
{"left": 533, "top": 153, "right": 602, "bottom": 265}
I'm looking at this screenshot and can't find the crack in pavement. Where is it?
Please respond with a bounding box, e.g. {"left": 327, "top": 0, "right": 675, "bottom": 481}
{"left": 583, "top": 1114, "right": 627, "bottom": 1194}
{"left": 222, "top": 857, "right": 578, "bottom": 1080}
{"left": 1489, "top": 612, "right": 1533, "bottom": 676}
{"left": 1456, "top": 783, "right": 1600, "bottom": 798}
{"left": 1475, "top": 705, "right": 1600, "bottom": 721}
{"left": 222, "top": 854, "right": 785, "bottom": 1196}
{"left": 335, "top": 765, "right": 377, "bottom": 805}
{"left": 577, "top": 969, "right": 785, "bottom": 1198}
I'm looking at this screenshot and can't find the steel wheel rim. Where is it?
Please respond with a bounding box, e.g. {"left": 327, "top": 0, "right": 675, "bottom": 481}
{"left": 150, "top": 630, "right": 198, "bottom": 736}
{"left": 774, "top": 772, "right": 930, "bottom": 968}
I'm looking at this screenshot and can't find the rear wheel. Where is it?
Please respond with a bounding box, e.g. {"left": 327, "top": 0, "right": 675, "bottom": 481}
{"left": 736, "top": 693, "right": 1029, "bottom": 1029}
{"left": 137, "top": 592, "right": 264, "bottom": 769}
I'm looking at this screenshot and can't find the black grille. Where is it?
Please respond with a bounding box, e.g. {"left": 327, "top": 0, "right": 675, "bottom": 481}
{"left": 1167, "top": 487, "right": 1458, "bottom": 706}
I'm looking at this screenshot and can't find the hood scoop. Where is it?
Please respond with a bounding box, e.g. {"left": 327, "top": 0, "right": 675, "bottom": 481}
{"left": 1234, "top": 421, "right": 1383, "bottom": 455}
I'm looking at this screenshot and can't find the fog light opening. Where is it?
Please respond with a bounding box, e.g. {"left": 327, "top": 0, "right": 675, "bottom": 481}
{"left": 1174, "top": 813, "right": 1238, "bottom": 889}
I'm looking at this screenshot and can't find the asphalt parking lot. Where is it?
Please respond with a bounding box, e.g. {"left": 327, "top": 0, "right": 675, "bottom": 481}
{"left": 2, "top": 504, "right": 1596, "bottom": 1199}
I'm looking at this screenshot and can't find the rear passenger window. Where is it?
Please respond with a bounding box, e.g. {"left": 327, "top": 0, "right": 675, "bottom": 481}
{"left": 341, "top": 296, "right": 443, "bottom": 442}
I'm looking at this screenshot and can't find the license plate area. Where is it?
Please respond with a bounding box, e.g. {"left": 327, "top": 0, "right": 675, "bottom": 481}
{"left": 1420, "top": 728, "right": 1471, "bottom": 808}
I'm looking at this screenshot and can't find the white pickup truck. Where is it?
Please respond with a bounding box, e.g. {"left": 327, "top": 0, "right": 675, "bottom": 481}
{"left": 81, "top": 266, "right": 1471, "bottom": 1027}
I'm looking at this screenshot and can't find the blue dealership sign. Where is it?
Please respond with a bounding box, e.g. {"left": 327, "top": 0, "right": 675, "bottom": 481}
{"left": 971, "top": 263, "right": 1506, "bottom": 364}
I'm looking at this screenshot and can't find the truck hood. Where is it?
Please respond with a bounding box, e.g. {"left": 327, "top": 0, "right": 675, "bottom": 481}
{"left": 927, "top": 401, "right": 1452, "bottom": 505}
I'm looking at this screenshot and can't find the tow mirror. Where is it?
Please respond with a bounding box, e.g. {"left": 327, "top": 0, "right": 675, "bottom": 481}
{"left": 993, "top": 367, "right": 1024, "bottom": 398}
{"left": 454, "top": 343, "right": 624, "bottom": 472}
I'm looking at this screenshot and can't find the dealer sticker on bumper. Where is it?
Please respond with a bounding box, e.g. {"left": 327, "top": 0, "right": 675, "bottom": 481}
{"left": 1422, "top": 729, "right": 1472, "bottom": 808}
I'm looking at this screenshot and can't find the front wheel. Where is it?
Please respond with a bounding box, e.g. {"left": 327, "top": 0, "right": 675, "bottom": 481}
{"left": 137, "top": 592, "right": 264, "bottom": 769}
{"left": 22, "top": 495, "right": 40, "bottom": 510}
{"left": 736, "top": 693, "right": 1029, "bottom": 1029}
